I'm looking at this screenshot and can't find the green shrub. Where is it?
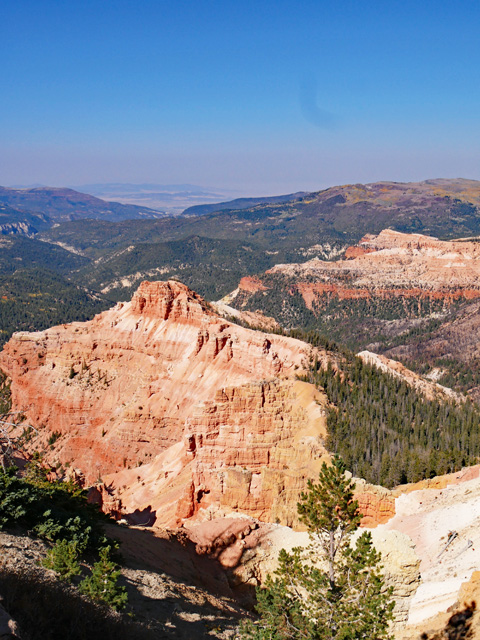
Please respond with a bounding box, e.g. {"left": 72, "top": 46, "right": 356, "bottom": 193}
{"left": 79, "top": 546, "right": 128, "bottom": 611}
{"left": 48, "top": 430, "right": 61, "bottom": 446}
{"left": 42, "top": 539, "right": 81, "bottom": 581}
{"left": 0, "top": 467, "right": 112, "bottom": 553}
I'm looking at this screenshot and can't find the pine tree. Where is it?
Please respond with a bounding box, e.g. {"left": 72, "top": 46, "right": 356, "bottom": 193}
{"left": 239, "top": 457, "right": 394, "bottom": 640}
{"left": 42, "top": 539, "right": 81, "bottom": 582}
{"left": 79, "top": 546, "right": 127, "bottom": 611}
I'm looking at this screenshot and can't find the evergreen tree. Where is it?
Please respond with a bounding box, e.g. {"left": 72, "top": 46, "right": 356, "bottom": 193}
{"left": 42, "top": 539, "right": 81, "bottom": 582}
{"left": 79, "top": 546, "right": 127, "bottom": 611}
{"left": 240, "top": 457, "right": 394, "bottom": 640}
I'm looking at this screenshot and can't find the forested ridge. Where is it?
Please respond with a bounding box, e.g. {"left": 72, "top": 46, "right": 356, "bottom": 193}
{"left": 294, "top": 331, "right": 480, "bottom": 488}
{"left": 238, "top": 273, "right": 480, "bottom": 398}
{"left": 0, "top": 269, "right": 110, "bottom": 347}
{"left": 76, "top": 234, "right": 277, "bottom": 301}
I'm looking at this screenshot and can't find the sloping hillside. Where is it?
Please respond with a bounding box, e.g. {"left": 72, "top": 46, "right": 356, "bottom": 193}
{"left": 182, "top": 191, "right": 306, "bottom": 216}
{"left": 0, "top": 186, "right": 166, "bottom": 224}
{"left": 40, "top": 179, "right": 480, "bottom": 260}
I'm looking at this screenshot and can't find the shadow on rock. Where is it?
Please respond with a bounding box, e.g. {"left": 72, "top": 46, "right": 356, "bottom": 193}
{"left": 105, "top": 522, "right": 250, "bottom": 638}
{"left": 123, "top": 506, "right": 157, "bottom": 527}
{"left": 421, "top": 601, "right": 477, "bottom": 640}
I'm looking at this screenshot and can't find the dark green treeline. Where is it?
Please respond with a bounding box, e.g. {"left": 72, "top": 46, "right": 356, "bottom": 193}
{"left": 293, "top": 330, "right": 480, "bottom": 488}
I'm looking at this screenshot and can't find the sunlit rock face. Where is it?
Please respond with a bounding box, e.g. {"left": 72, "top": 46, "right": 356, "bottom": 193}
{"left": 0, "top": 280, "right": 338, "bottom": 526}
{"left": 232, "top": 229, "right": 480, "bottom": 309}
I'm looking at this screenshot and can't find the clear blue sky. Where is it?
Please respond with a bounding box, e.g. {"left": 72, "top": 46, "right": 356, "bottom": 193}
{"left": 2, "top": 0, "right": 480, "bottom": 194}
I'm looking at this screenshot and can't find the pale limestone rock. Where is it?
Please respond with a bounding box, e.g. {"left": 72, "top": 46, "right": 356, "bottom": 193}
{"left": 230, "top": 229, "right": 480, "bottom": 311}
{"left": 366, "top": 529, "right": 421, "bottom": 625}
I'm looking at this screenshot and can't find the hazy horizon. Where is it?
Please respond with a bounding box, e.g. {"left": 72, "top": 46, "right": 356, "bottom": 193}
{"left": 4, "top": 176, "right": 480, "bottom": 201}
{"left": 2, "top": 1, "right": 480, "bottom": 194}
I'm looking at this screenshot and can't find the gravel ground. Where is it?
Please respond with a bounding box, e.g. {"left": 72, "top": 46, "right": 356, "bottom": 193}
{"left": 0, "top": 526, "right": 245, "bottom": 639}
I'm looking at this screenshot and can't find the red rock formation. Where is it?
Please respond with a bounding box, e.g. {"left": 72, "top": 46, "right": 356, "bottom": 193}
{"left": 344, "top": 245, "right": 375, "bottom": 259}
{"left": 230, "top": 230, "right": 480, "bottom": 310}
{"left": 355, "top": 489, "right": 396, "bottom": 527}
{"left": 102, "top": 378, "right": 329, "bottom": 527}
{"left": 0, "top": 280, "right": 332, "bottom": 527}
{"left": 237, "top": 276, "right": 268, "bottom": 294}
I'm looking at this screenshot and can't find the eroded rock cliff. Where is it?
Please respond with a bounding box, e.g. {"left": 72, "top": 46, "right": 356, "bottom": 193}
{"left": 0, "top": 280, "right": 334, "bottom": 527}
{"left": 231, "top": 230, "right": 480, "bottom": 309}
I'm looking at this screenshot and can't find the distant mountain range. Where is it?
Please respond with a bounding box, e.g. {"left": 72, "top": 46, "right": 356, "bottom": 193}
{"left": 12, "top": 178, "right": 480, "bottom": 237}
{"left": 4, "top": 177, "right": 480, "bottom": 363}
{"left": 0, "top": 185, "right": 167, "bottom": 226}
{"left": 38, "top": 178, "right": 480, "bottom": 259}
{"left": 182, "top": 191, "right": 307, "bottom": 216}
{"left": 3, "top": 182, "right": 304, "bottom": 220}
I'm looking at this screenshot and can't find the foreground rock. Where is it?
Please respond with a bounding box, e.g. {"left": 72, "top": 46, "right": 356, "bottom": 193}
{"left": 372, "top": 466, "right": 480, "bottom": 636}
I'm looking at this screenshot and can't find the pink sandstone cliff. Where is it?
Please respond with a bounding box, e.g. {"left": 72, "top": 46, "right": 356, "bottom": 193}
{"left": 0, "top": 282, "right": 318, "bottom": 525}
{"left": 0, "top": 280, "right": 394, "bottom": 528}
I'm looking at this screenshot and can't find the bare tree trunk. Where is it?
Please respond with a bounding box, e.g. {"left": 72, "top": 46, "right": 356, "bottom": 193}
{"left": 329, "top": 529, "right": 335, "bottom": 589}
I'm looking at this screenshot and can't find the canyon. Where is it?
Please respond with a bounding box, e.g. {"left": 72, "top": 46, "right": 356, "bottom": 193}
{"left": 0, "top": 279, "right": 399, "bottom": 532}
{"left": 0, "top": 280, "right": 333, "bottom": 528}
{"left": 2, "top": 278, "right": 480, "bottom": 636}
{"left": 225, "top": 230, "right": 480, "bottom": 394}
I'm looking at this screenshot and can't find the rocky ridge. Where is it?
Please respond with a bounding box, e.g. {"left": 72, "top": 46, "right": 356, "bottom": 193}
{"left": 0, "top": 280, "right": 335, "bottom": 529}
{"left": 0, "top": 528, "right": 242, "bottom": 639}
{"left": 231, "top": 230, "right": 480, "bottom": 309}
{"left": 357, "top": 350, "right": 465, "bottom": 402}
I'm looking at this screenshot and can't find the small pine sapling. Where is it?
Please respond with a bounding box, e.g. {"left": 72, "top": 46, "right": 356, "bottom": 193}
{"left": 79, "top": 546, "right": 127, "bottom": 611}
{"left": 240, "top": 456, "right": 395, "bottom": 640}
{"left": 42, "top": 539, "right": 81, "bottom": 582}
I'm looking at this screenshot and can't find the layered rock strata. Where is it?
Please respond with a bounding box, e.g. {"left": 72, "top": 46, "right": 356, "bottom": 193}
{"left": 230, "top": 229, "right": 480, "bottom": 309}
{"left": 98, "top": 377, "right": 331, "bottom": 527}
{"left": 0, "top": 280, "right": 335, "bottom": 527}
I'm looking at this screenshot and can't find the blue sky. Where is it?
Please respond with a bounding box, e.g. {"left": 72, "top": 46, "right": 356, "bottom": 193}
{"left": 2, "top": 0, "right": 480, "bottom": 193}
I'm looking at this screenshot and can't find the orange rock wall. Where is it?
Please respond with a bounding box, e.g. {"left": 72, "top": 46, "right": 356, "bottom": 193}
{"left": 104, "top": 378, "right": 330, "bottom": 527}
{"left": 0, "top": 280, "right": 336, "bottom": 527}
{"left": 356, "top": 490, "right": 396, "bottom": 527}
